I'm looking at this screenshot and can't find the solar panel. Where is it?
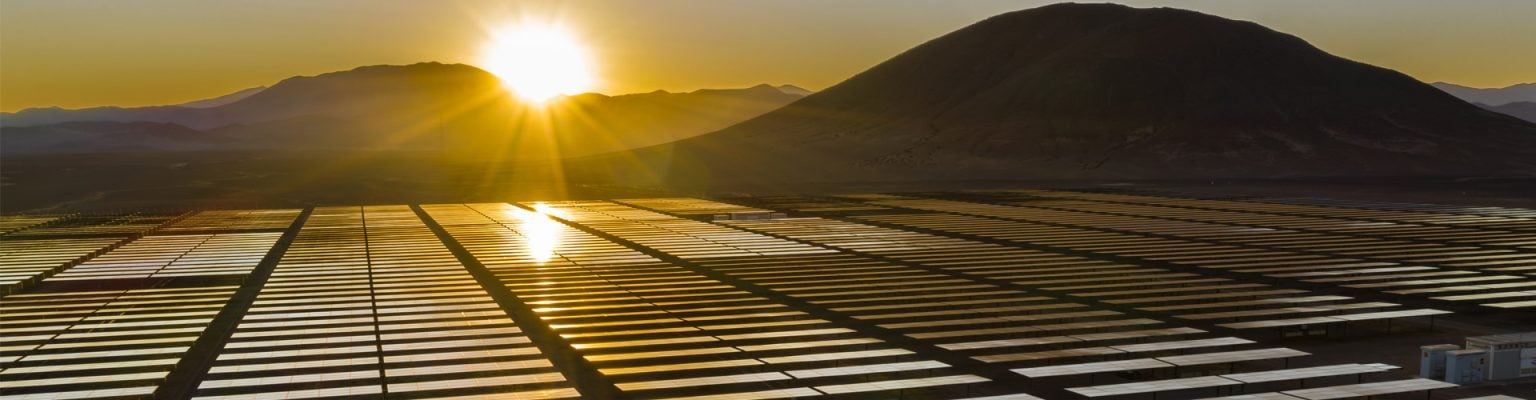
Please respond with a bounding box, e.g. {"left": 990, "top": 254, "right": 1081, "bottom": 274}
{"left": 4, "top": 192, "right": 1529, "bottom": 400}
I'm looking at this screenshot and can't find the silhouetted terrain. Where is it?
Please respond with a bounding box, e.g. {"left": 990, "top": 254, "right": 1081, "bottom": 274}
{"left": 2, "top": 63, "right": 806, "bottom": 157}
{"left": 2, "top": 122, "right": 210, "bottom": 153}
{"left": 0, "top": 151, "right": 672, "bottom": 212}
{"left": 1480, "top": 101, "right": 1536, "bottom": 123}
{"left": 1433, "top": 82, "right": 1536, "bottom": 105}
{"left": 582, "top": 3, "right": 1536, "bottom": 190}
{"left": 5, "top": 151, "right": 1534, "bottom": 213}
{"left": 6, "top": 4, "right": 1535, "bottom": 212}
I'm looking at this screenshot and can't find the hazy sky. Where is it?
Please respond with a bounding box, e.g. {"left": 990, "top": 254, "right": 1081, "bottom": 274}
{"left": 3, "top": 0, "right": 1533, "bottom": 111}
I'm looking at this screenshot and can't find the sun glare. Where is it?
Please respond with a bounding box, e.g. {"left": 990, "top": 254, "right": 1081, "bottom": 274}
{"left": 509, "top": 202, "right": 567, "bottom": 264}
{"left": 481, "top": 22, "right": 595, "bottom": 103}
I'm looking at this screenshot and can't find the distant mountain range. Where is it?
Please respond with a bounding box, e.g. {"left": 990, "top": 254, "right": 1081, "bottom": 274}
{"left": 1, "top": 64, "right": 808, "bottom": 156}
{"left": 1429, "top": 83, "right": 1536, "bottom": 123}
{"left": 175, "top": 86, "right": 268, "bottom": 109}
{"left": 1479, "top": 102, "right": 1536, "bottom": 124}
{"left": 579, "top": 3, "right": 1536, "bottom": 188}
{"left": 1432, "top": 82, "right": 1536, "bottom": 106}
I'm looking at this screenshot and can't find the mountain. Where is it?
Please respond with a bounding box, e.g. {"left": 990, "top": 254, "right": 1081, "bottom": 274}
{"left": 0, "top": 121, "right": 211, "bottom": 153}
{"left": 776, "top": 85, "right": 814, "bottom": 96}
{"left": 1, "top": 64, "right": 510, "bottom": 130}
{"left": 1, "top": 63, "right": 807, "bottom": 157}
{"left": 1480, "top": 101, "right": 1536, "bottom": 123}
{"left": 1433, "top": 82, "right": 1536, "bottom": 106}
{"left": 176, "top": 86, "right": 266, "bottom": 108}
{"left": 581, "top": 3, "right": 1536, "bottom": 189}
{"left": 551, "top": 84, "right": 809, "bottom": 152}
{"left": 2, "top": 105, "right": 215, "bottom": 130}
{"left": 1, "top": 87, "right": 263, "bottom": 128}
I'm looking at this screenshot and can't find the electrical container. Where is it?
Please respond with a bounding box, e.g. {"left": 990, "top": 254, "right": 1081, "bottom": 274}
{"left": 1419, "top": 344, "right": 1460, "bottom": 379}
{"left": 1444, "top": 349, "right": 1487, "bottom": 384}
{"left": 1466, "top": 332, "right": 1536, "bottom": 381}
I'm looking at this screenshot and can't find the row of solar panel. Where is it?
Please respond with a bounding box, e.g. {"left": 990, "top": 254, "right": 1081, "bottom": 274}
{"left": 0, "top": 209, "right": 302, "bottom": 293}
{"left": 543, "top": 198, "right": 1467, "bottom": 400}
{"left": 2, "top": 196, "right": 1525, "bottom": 400}
{"left": 835, "top": 194, "right": 1534, "bottom": 309}
{"left": 480, "top": 201, "right": 1006, "bottom": 399}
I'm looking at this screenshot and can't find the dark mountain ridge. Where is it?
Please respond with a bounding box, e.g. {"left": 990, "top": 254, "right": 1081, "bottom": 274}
{"left": 584, "top": 3, "right": 1536, "bottom": 189}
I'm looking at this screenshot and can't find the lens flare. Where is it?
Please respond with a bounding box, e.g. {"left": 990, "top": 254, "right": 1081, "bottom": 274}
{"left": 480, "top": 22, "right": 595, "bottom": 103}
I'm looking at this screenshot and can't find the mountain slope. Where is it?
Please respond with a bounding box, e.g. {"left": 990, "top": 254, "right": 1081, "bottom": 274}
{"left": 2, "top": 63, "right": 807, "bottom": 157}
{"left": 593, "top": 3, "right": 1536, "bottom": 188}
{"left": 176, "top": 86, "right": 267, "bottom": 108}
{"left": 1433, "top": 82, "right": 1536, "bottom": 106}
{"left": 1481, "top": 101, "right": 1536, "bottom": 123}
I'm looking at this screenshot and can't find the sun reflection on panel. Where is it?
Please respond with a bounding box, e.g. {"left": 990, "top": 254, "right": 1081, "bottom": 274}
{"left": 509, "top": 202, "right": 567, "bottom": 263}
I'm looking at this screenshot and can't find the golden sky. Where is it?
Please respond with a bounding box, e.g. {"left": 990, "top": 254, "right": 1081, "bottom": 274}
{"left": 2, "top": 0, "right": 1533, "bottom": 112}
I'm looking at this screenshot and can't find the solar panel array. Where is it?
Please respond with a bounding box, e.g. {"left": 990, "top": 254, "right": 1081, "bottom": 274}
{"left": 5, "top": 214, "right": 184, "bottom": 238}
{"left": 2, "top": 191, "right": 1531, "bottom": 399}
{"left": 196, "top": 206, "right": 576, "bottom": 400}
{"left": 1009, "top": 190, "right": 1536, "bottom": 308}
{"left": 49, "top": 233, "right": 282, "bottom": 281}
{"left": 0, "top": 212, "right": 190, "bottom": 293}
{"left": 0, "top": 237, "right": 123, "bottom": 293}
{"left": 0, "top": 215, "right": 70, "bottom": 236}
{"left": 3, "top": 285, "right": 240, "bottom": 399}
{"left": 502, "top": 201, "right": 998, "bottom": 399}
{"left": 158, "top": 210, "right": 304, "bottom": 234}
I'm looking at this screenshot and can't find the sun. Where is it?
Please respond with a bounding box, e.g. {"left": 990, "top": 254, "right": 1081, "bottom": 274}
{"left": 481, "top": 22, "right": 595, "bottom": 103}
